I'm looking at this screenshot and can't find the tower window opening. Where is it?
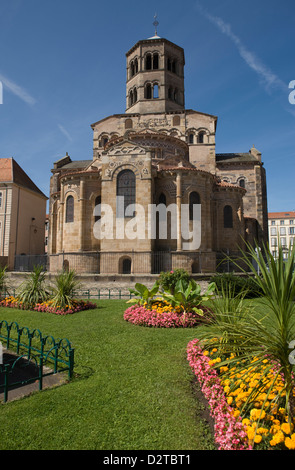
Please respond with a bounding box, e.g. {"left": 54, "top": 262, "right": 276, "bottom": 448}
{"left": 153, "top": 53, "right": 159, "bottom": 69}
{"left": 145, "top": 83, "right": 152, "bottom": 99}
{"left": 198, "top": 132, "right": 205, "bottom": 143}
{"left": 153, "top": 84, "right": 159, "bottom": 99}
{"left": 146, "top": 53, "right": 152, "bottom": 70}
{"left": 239, "top": 179, "right": 245, "bottom": 188}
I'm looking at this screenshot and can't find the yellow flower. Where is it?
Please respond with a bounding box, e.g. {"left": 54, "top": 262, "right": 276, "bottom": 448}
{"left": 285, "top": 434, "right": 295, "bottom": 450}
{"left": 254, "top": 435, "right": 262, "bottom": 444}
{"left": 281, "top": 423, "right": 293, "bottom": 435}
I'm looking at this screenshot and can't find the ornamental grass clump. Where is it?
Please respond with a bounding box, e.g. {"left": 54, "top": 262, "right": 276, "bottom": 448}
{"left": 17, "top": 265, "right": 49, "bottom": 308}
{"left": 50, "top": 269, "right": 81, "bottom": 310}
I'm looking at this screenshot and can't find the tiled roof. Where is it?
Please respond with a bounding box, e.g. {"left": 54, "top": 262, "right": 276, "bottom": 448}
{"left": 0, "top": 157, "right": 47, "bottom": 198}
{"left": 216, "top": 153, "right": 257, "bottom": 163}
{"left": 268, "top": 212, "right": 295, "bottom": 219}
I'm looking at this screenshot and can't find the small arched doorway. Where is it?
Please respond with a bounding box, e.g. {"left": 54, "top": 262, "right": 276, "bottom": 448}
{"left": 119, "top": 257, "right": 132, "bottom": 274}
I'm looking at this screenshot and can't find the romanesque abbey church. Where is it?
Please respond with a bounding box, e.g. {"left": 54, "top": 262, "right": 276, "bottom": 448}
{"left": 48, "top": 31, "right": 268, "bottom": 275}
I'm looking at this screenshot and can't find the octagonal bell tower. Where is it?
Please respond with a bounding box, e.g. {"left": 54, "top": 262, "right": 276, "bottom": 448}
{"left": 125, "top": 28, "right": 185, "bottom": 115}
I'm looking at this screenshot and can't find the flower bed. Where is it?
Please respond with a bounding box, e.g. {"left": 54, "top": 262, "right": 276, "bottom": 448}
{"left": 0, "top": 296, "right": 96, "bottom": 315}
{"left": 187, "top": 338, "right": 295, "bottom": 450}
{"left": 124, "top": 301, "right": 213, "bottom": 328}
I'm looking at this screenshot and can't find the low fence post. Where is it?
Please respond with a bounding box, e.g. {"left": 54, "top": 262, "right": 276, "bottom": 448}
{"left": 68, "top": 348, "right": 74, "bottom": 379}
{"left": 39, "top": 356, "right": 43, "bottom": 391}
{"left": 4, "top": 364, "right": 9, "bottom": 403}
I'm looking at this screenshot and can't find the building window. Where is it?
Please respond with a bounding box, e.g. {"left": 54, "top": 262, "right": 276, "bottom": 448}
{"left": 145, "top": 83, "right": 152, "bottom": 99}
{"left": 271, "top": 238, "right": 277, "bottom": 247}
{"left": 271, "top": 220, "right": 275, "bottom": 225}
{"left": 188, "top": 133, "right": 194, "bottom": 144}
{"left": 153, "top": 83, "right": 159, "bottom": 99}
{"left": 239, "top": 179, "right": 245, "bottom": 188}
{"left": 281, "top": 237, "right": 287, "bottom": 247}
{"left": 189, "top": 192, "right": 200, "bottom": 221}
{"left": 153, "top": 53, "right": 159, "bottom": 69}
{"left": 145, "top": 53, "right": 152, "bottom": 70}
{"left": 158, "top": 193, "right": 166, "bottom": 205}
{"left": 125, "top": 119, "right": 133, "bottom": 129}
{"left": 224, "top": 205, "right": 233, "bottom": 228}
{"left": 280, "top": 220, "right": 285, "bottom": 225}
{"left": 198, "top": 132, "right": 205, "bottom": 144}
{"left": 280, "top": 227, "right": 286, "bottom": 235}
{"left": 290, "top": 220, "right": 294, "bottom": 225}
{"left": 117, "top": 169, "right": 136, "bottom": 217}
{"left": 173, "top": 115, "right": 180, "bottom": 126}
{"left": 65, "top": 195, "right": 74, "bottom": 223}
{"left": 270, "top": 227, "right": 277, "bottom": 236}
{"left": 289, "top": 227, "right": 295, "bottom": 235}
{"left": 94, "top": 195, "right": 101, "bottom": 222}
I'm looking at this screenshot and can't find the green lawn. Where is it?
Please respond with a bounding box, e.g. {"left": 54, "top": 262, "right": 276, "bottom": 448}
{"left": 0, "top": 300, "right": 216, "bottom": 450}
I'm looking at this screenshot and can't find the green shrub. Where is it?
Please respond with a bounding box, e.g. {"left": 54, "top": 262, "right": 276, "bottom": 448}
{"left": 209, "top": 273, "right": 263, "bottom": 298}
{"left": 158, "top": 269, "right": 191, "bottom": 294}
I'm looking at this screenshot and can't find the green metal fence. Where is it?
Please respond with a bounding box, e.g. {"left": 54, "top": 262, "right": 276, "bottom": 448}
{"left": 0, "top": 321, "right": 74, "bottom": 403}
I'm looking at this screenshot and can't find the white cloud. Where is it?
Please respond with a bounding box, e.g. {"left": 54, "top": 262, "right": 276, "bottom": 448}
{"left": 0, "top": 72, "right": 36, "bottom": 105}
{"left": 195, "top": 2, "right": 287, "bottom": 93}
{"left": 58, "top": 124, "right": 72, "bottom": 141}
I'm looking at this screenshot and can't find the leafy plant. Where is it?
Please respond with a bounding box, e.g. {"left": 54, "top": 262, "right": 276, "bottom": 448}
{"left": 50, "top": 269, "right": 81, "bottom": 309}
{"left": 161, "top": 279, "right": 216, "bottom": 317}
{"left": 199, "top": 240, "right": 295, "bottom": 428}
{"left": 17, "top": 265, "right": 49, "bottom": 307}
{"left": 158, "top": 269, "right": 191, "bottom": 294}
{"left": 0, "top": 265, "right": 8, "bottom": 298}
{"left": 128, "top": 281, "right": 159, "bottom": 307}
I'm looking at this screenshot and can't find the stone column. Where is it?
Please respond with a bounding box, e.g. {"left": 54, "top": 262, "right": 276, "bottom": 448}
{"left": 79, "top": 179, "right": 85, "bottom": 251}
{"left": 58, "top": 185, "right": 64, "bottom": 253}
{"left": 176, "top": 171, "right": 182, "bottom": 251}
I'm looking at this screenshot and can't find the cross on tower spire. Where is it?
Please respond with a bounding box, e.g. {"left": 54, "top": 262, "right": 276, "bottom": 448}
{"left": 153, "top": 13, "right": 159, "bottom": 36}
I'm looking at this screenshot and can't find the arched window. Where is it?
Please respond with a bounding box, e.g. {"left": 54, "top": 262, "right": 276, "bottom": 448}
{"left": 198, "top": 132, "right": 205, "bottom": 143}
{"left": 130, "top": 61, "right": 135, "bottom": 77}
{"left": 153, "top": 53, "right": 159, "bottom": 69}
{"left": 65, "top": 195, "right": 74, "bottom": 223}
{"left": 134, "top": 58, "right": 138, "bottom": 74}
{"left": 153, "top": 83, "right": 159, "bottom": 99}
{"left": 129, "top": 89, "right": 134, "bottom": 107}
{"left": 145, "top": 83, "right": 152, "bottom": 99}
{"left": 94, "top": 195, "right": 101, "bottom": 222}
{"left": 239, "top": 178, "right": 245, "bottom": 188}
{"left": 173, "top": 116, "right": 180, "bottom": 126}
{"left": 188, "top": 133, "right": 194, "bottom": 144}
{"left": 189, "top": 192, "right": 200, "bottom": 220}
{"left": 145, "top": 53, "right": 152, "bottom": 70}
{"left": 117, "top": 169, "right": 136, "bottom": 217}
{"left": 133, "top": 87, "right": 137, "bottom": 102}
{"left": 158, "top": 193, "right": 166, "bottom": 205}
{"left": 125, "top": 119, "right": 133, "bottom": 129}
{"left": 224, "top": 205, "right": 233, "bottom": 228}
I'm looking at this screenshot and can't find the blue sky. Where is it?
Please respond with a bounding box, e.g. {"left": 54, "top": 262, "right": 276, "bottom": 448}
{"left": 0, "top": 0, "right": 294, "bottom": 212}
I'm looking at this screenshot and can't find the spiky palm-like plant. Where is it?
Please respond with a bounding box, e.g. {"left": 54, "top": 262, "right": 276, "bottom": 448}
{"left": 198, "top": 241, "right": 295, "bottom": 426}
{"left": 50, "top": 270, "right": 81, "bottom": 309}
{"left": 17, "top": 265, "right": 49, "bottom": 308}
